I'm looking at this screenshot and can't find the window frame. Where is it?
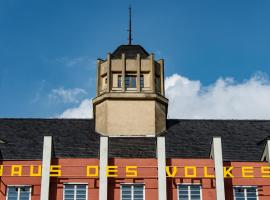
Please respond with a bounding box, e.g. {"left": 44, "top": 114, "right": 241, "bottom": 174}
{"left": 177, "top": 183, "right": 202, "bottom": 200}
{"left": 118, "top": 75, "right": 122, "bottom": 88}
{"left": 125, "top": 75, "right": 137, "bottom": 89}
{"left": 120, "top": 183, "right": 145, "bottom": 200}
{"left": 6, "top": 185, "right": 32, "bottom": 200}
{"left": 63, "top": 183, "right": 88, "bottom": 200}
{"left": 140, "top": 75, "right": 144, "bottom": 88}
{"left": 233, "top": 186, "right": 258, "bottom": 200}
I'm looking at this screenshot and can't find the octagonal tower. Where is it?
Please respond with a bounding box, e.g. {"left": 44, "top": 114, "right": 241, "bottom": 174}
{"left": 92, "top": 44, "right": 168, "bottom": 136}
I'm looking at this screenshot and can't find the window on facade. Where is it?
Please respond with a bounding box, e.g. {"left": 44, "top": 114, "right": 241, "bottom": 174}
{"left": 6, "top": 186, "right": 31, "bottom": 200}
{"left": 140, "top": 75, "right": 144, "bottom": 88}
{"left": 125, "top": 75, "right": 137, "bottom": 88}
{"left": 64, "top": 184, "right": 87, "bottom": 200}
{"left": 121, "top": 184, "right": 144, "bottom": 200}
{"left": 178, "top": 184, "right": 202, "bottom": 200}
{"left": 118, "top": 75, "right": 122, "bottom": 88}
{"left": 233, "top": 186, "right": 258, "bottom": 200}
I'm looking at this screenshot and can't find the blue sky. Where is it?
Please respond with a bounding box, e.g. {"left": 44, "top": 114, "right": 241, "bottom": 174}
{"left": 1, "top": 0, "right": 270, "bottom": 118}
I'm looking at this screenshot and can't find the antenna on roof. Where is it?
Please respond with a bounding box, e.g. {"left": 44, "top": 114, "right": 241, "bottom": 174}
{"left": 128, "top": 5, "right": 132, "bottom": 45}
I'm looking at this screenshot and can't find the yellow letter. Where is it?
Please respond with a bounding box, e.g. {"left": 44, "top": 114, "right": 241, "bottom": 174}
{"left": 204, "top": 167, "right": 214, "bottom": 178}
{"left": 223, "top": 167, "right": 234, "bottom": 178}
{"left": 166, "top": 166, "right": 177, "bottom": 177}
{"left": 30, "top": 165, "right": 41, "bottom": 176}
{"left": 261, "top": 166, "right": 270, "bottom": 178}
{"left": 184, "top": 166, "right": 197, "bottom": 178}
{"left": 126, "top": 166, "right": 137, "bottom": 177}
{"left": 106, "top": 166, "right": 118, "bottom": 177}
{"left": 86, "top": 166, "right": 99, "bottom": 177}
{"left": 11, "top": 165, "right": 22, "bottom": 176}
{"left": 0, "top": 165, "right": 3, "bottom": 176}
{"left": 242, "top": 166, "right": 254, "bottom": 178}
{"left": 50, "top": 165, "right": 61, "bottom": 177}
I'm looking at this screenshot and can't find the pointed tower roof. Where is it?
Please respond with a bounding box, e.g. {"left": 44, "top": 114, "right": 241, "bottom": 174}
{"left": 111, "top": 44, "right": 149, "bottom": 59}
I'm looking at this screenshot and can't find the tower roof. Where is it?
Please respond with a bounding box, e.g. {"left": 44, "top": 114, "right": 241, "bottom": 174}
{"left": 111, "top": 44, "right": 149, "bottom": 59}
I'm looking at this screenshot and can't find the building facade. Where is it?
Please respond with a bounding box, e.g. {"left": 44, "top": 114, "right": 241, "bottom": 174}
{"left": 1, "top": 43, "right": 270, "bottom": 200}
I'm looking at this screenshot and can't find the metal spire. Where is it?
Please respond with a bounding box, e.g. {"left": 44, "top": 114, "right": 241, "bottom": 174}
{"left": 128, "top": 5, "right": 132, "bottom": 45}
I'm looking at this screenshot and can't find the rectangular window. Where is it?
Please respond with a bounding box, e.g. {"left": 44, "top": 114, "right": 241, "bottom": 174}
{"left": 178, "top": 184, "right": 202, "bottom": 200}
{"left": 118, "top": 75, "right": 122, "bottom": 88}
{"left": 121, "top": 184, "right": 144, "bottom": 200}
{"left": 233, "top": 186, "right": 258, "bottom": 200}
{"left": 140, "top": 75, "right": 144, "bottom": 88}
{"left": 64, "top": 184, "right": 87, "bottom": 200}
{"left": 125, "top": 75, "right": 137, "bottom": 88}
{"left": 6, "top": 186, "right": 31, "bottom": 200}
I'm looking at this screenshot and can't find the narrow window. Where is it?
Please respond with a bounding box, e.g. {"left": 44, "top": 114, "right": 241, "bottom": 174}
{"left": 140, "top": 75, "right": 144, "bottom": 88}
{"left": 130, "top": 76, "right": 136, "bottom": 88}
{"left": 64, "top": 184, "right": 87, "bottom": 200}
{"left": 118, "top": 75, "right": 122, "bottom": 88}
{"left": 233, "top": 186, "right": 258, "bottom": 200}
{"left": 125, "top": 75, "right": 137, "bottom": 88}
{"left": 121, "top": 184, "right": 144, "bottom": 200}
{"left": 6, "top": 186, "right": 31, "bottom": 200}
{"left": 178, "top": 184, "right": 202, "bottom": 200}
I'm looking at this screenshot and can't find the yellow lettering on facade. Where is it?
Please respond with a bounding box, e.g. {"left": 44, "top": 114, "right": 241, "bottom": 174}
{"left": 204, "top": 167, "right": 214, "bottom": 178}
{"left": 223, "top": 167, "right": 234, "bottom": 178}
{"left": 126, "top": 166, "right": 137, "bottom": 177}
{"left": 166, "top": 166, "right": 177, "bottom": 177}
{"left": 86, "top": 166, "right": 99, "bottom": 177}
{"left": 106, "top": 166, "right": 118, "bottom": 177}
{"left": 242, "top": 166, "right": 254, "bottom": 178}
{"left": 261, "top": 166, "right": 270, "bottom": 178}
{"left": 11, "top": 165, "right": 22, "bottom": 176}
{"left": 3, "top": 164, "right": 270, "bottom": 179}
{"left": 0, "top": 165, "right": 3, "bottom": 176}
{"left": 50, "top": 165, "right": 61, "bottom": 177}
{"left": 30, "top": 165, "right": 41, "bottom": 176}
{"left": 184, "top": 166, "right": 197, "bottom": 178}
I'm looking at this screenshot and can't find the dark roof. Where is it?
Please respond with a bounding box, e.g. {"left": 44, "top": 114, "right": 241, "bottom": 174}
{"left": 0, "top": 119, "right": 100, "bottom": 160}
{"left": 109, "top": 137, "right": 156, "bottom": 158}
{"left": 165, "top": 119, "right": 270, "bottom": 161}
{"left": 111, "top": 45, "right": 149, "bottom": 59}
{"left": 0, "top": 119, "right": 270, "bottom": 161}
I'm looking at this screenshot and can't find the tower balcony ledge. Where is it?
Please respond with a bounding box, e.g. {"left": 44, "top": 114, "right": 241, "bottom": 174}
{"left": 92, "top": 92, "right": 168, "bottom": 106}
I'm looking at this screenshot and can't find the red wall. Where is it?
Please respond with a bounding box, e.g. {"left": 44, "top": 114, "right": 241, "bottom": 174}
{"left": 167, "top": 159, "right": 216, "bottom": 200}
{"left": 108, "top": 158, "right": 158, "bottom": 200}
{"left": 0, "top": 160, "right": 42, "bottom": 200}
{"left": 224, "top": 161, "right": 270, "bottom": 200}
{"left": 1, "top": 158, "right": 270, "bottom": 200}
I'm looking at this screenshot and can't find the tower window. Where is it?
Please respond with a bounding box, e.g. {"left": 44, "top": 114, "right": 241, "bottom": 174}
{"left": 125, "top": 75, "right": 136, "bottom": 88}
{"left": 140, "top": 75, "right": 144, "bottom": 88}
{"left": 118, "top": 75, "right": 122, "bottom": 88}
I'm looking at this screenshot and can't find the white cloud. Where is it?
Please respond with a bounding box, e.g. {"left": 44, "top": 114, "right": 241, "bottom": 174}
{"left": 58, "top": 99, "right": 93, "bottom": 118}
{"left": 57, "top": 72, "right": 270, "bottom": 119}
{"left": 165, "top": 72, "right": 270, "bottom": 119}
{"left": 49, "top": 87, "right": 87, "bottom": 103}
